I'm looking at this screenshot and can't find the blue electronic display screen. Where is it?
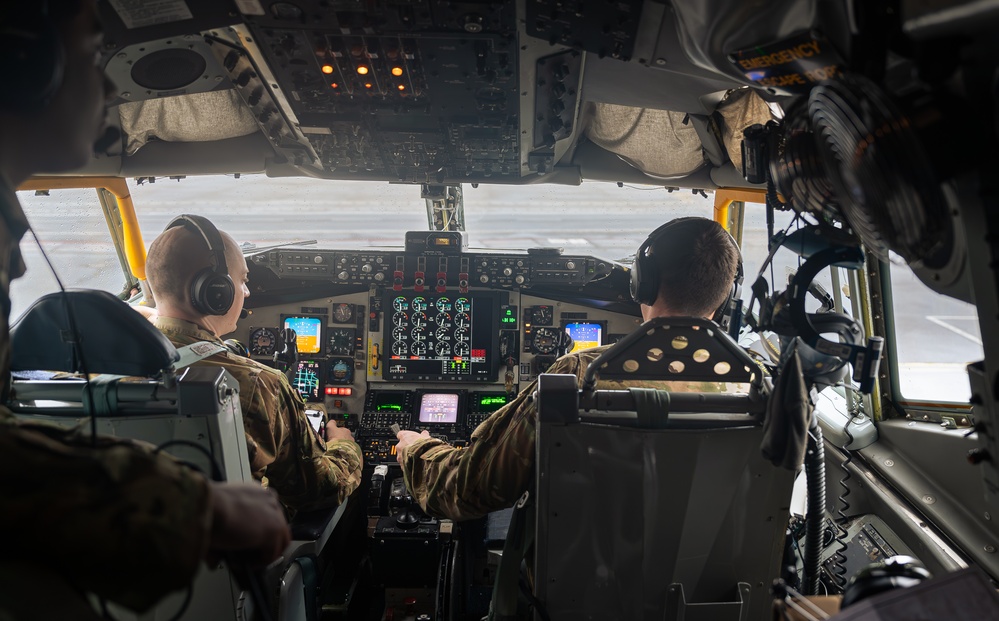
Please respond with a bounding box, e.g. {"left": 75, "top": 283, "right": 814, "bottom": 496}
{"left": 283, "top": 316, "right": 323, "bottom": 354}
{"left": 565, "top": 322, "right": 603, "bottom": 353}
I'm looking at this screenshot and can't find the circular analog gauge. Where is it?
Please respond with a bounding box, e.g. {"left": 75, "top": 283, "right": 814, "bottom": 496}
{"left": 454, "top": 341, "right": 470, "bottom": 357}
{"left": 327, "top": 327, "right": 355, "bottom": 356}
{"left": 455, "top": 298, "right": 470, "bottom": 313}
{"left": 435, "top": 326, "right": 450, "bottom": 341}
{"left": 412, "top": 312, "right": 427, "bottom": 329}
{"left": 392, "top": 326, "right": 407, "bottom": 341}
{"left": 435, "top": 297, "right": 451, "bottom": 312}
{"left": 249, "top": 327, "right": 278, "bottom": 356}
{"left": 392, "top": 311, "right": 408, "bottom": 327}
{"left": 436, "top": 312, "right": 451, "bottom": 326}
{"left": 328, "top": 358, "right": 353, "bottom": 383}
{"left": 436, "top": 341, "right": 451, "bottom": 356}
{"left": 333, "top": 303, "right": 354, "bottom": 323}
{"left": 532, "top": 327, "right": 560, "bottom": 354}
{"left": 531, "top": 305, "right": 553, "bottom": 325}
{"left": 454, "top": 327, "right": 469, "bottom": 341}
{"left": 412, "top": 341, "right": 428, "bottom": 356}
{"left": 411, "top": 330, "right": 426, "bottom": 341}
{"left": 455, "top": 312, "right": 470, "bottom": 329}
{"left": 412, "top": 297, "right": 428, "bottom": 312}
{"left": 392, "top": 341, "right": 409, "bottom": 356}
{"left": 392, "top": 297, "right": 408, "bottom": 312}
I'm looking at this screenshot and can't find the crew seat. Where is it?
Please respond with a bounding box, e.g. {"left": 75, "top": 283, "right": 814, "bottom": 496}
{"left": 6, "top": 290, "right": 347, "bottom": 621}
{"left": 525, "top": 317, "right": 794, "bottom": 621}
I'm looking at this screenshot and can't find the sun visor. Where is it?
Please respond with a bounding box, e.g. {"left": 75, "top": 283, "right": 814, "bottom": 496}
{"left": 118, "top": 90, "right": 259, "bottom": 155}
{"left": 583, "top": 90, "right": 773, "bottom": 179}
{"left": 584, "top": 103, "right": 705, "bottom": 178}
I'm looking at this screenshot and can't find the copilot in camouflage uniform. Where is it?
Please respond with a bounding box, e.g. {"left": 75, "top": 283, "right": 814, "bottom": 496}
{"left": 401, "top": 344, "right": 739, "bottom": 520}
{"left": 0, "top": 187, "right": 212, "bottom": 615}
{"left": 153, "top": 316, "right": 363, "bottom": 511}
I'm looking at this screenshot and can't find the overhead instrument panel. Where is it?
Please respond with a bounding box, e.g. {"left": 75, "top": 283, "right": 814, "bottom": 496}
{"left": 384, "top": 291, "right": 502, "bottom": 382}
{"left": 242, "top": 1, "right": 521, "bottom": 183}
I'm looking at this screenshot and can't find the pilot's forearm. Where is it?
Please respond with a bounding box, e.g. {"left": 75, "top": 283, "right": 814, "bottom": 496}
{"left": 0, "top": 418, "right": 211, "bottom": 611}
{"left": 402, "top": 389, "right": 538, "bottom": 521}
{"left": 320, "top": 438, "right": 363, "bottom": 503}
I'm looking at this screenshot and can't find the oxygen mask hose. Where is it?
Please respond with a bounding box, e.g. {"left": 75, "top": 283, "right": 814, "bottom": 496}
{"left": 803, "top": 420, "right": 827, "bottom": 595}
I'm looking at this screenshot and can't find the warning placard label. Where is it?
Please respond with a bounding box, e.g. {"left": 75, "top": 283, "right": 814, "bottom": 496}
{"left": 729, "top": 32, "right": 845, "bottom": 95}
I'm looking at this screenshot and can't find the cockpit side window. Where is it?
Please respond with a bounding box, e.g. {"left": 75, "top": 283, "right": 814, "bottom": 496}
{"left": 11, "top": 188, "right": 128, "bottom": 322}
{"left": 885, "top": 262, "right": 981, "bottom": 404}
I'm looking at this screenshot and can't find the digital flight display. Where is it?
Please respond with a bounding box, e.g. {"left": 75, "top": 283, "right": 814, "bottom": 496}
{"left": 292, "top": 359, "right": 323, "bottom": 401}
{"left": 383, "top": 291, "right": 501, "bottom": 382}
{"left": 565, "top": 322, "right": 603, "bottom": 353}
{"left": 418, "top": 393, "right": 460, "bottom": 424}
{"left": 283, "top": 316, "right": 323, "bottom": 354}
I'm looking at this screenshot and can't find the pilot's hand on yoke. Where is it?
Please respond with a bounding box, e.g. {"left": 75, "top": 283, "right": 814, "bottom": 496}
{"left": 206, "top": 482, "right": 291, "bottom": 567}
{"left": 325, "top": 420, "right": 355, "bottom": 443}
{"left": 395, "top": 429, "right": 431, "bottom": 465}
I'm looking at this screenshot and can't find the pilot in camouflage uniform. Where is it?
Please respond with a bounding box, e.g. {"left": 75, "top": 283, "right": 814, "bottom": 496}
{"left": 154, "top": 315, "right": 363, "bottom": 512}
{"left": 399, "top": 216, "right": 745, "bottom": 521}
{"left": 0, "top": 185, "right": 212, "bottom": 615}
{"left": 401, "top": 344, "right": 742, "bottom": 520}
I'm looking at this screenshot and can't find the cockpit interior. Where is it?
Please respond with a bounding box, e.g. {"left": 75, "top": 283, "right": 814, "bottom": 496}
{"left": 8, "top": 0, "right": 999, "bottom": 619}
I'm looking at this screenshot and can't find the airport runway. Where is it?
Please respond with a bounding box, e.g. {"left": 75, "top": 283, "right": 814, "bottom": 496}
{"left": 13, "top": 175, "right": 980, "bottom": 401}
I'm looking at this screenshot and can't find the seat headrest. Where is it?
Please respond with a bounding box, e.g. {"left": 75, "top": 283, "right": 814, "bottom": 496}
{"left": 11, "top": 290, "right": 179, "bottom": 376}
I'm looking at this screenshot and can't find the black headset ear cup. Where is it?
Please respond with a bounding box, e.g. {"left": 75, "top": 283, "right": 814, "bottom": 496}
{"left": 191, "top": 268, "right": 236, "bottom": 316}
{"left": 0, "top": 6, "right": 65, "bottom": 112}
{"left": 630, "top": 238, "right": 659, "bottom": 306}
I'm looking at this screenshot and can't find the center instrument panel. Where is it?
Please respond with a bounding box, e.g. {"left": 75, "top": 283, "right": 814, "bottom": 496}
{"left": 239, "top": 234, "right": 640, "bottom": 464}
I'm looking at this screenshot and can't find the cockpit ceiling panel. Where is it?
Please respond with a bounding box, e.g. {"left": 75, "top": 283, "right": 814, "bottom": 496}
{"left": 243, "top": 2, "right": 522, "bottom": 183}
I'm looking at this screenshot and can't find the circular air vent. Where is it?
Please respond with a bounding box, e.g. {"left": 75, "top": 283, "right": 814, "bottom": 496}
{"left": 131, "top": 48, "right": 207, "bottom": 91}
{"left": 807, "top": 74, "right": 949, "bottom": 265}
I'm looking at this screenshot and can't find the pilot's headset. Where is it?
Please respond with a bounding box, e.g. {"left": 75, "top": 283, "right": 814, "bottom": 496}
{"left": 164, "top": 215, "right": 236, "bottom": 316}
{"left": 630, "top": 217, "right": 744, "bottom": 330}
{"left": 0, "top": 1, "right": 65, "bottom": 112}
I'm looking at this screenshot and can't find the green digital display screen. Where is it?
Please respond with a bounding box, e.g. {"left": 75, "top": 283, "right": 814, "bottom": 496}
{"left": 374, "top": 393, "right": 406, "bottom": 411}
{"left": 475, "top": 393, "right": 508, "bottom": 413}
{"left": 500, "top": 305, "right": 517, "bottom": 326}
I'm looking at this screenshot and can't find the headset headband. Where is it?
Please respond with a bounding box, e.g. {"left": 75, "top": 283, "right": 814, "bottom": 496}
{"left": 165, "top": 214, "right": 230, "bottom": 278}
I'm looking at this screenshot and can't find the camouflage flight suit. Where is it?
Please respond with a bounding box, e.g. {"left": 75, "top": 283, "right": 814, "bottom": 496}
{"left": 402, "top": 344, "right": 742, "bottom": 521}
{"left": 0, "top": 185, "right": 212, "bottom": 617}
{"left": 153, "top": 316, "right": 363, "bottom": 511}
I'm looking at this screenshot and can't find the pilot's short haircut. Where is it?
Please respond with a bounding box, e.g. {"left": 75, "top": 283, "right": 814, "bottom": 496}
{"left": 652, "top": 218, "right": 740, "bottom": 317}
{"left": 145, "top": 225, "right": 217, "bottom": 308}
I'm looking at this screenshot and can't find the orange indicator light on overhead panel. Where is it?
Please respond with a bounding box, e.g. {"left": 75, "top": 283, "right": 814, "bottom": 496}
{"left": 364, "top": 82, "right": 373, "bottom": 89}
{"left": 391, "top": 66, "right": 403, "bottom": 76}
{"left": 330, "top": 82, "right": 339, "bottom": 88}
{"left": 321, "top": 64, "right": 334, "bottom": 74}
{"left": 357, "top": 65, "right": 369, "bottom": 75}
{"left": 397, "top": 84, "right": 406, "bottom": 91}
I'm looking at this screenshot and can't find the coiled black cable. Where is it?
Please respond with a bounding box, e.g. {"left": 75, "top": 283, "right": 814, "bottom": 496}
{"left": 803, "top": 423, "right": 826, "bottom": 596}
{"left": 828, "top": 416, "right": 857, "bottom": 590}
